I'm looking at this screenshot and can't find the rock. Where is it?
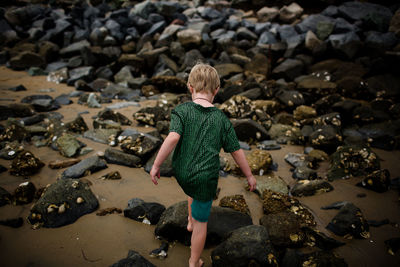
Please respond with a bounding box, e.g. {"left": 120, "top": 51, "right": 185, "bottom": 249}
{"left": 28, "top": 179, "right": 98, "bottom": 228}
{"left": 231, "top": 119, "right": 269, "bottom": 143}
{"left": 356, "top": 169, "right": 391, "bottom": 193}
{"left": 97, "top": 109, "right": 132, "bottom": 125}
{"left": 9, "top": 51, "right": 45, "bottom": 70}
{"left": 61, "top": 156, "right": 107, "bottom": 179}
{"left": 0, "top": 141, "right": 24, "bottom": 160}
{"left": 144, "top": 149, "right": 174, "bottom": 177}
{"left": 326, "top": 202, "right": 370, "bottom": 239}
{"left": 292, "top": 166, "right": 318, "bottom": 180}
{"left": 100, "top": 171, "right": 121, "bottom": 180}
{"left": 21, "top": 95, "right": 60, "bottom": 112}
{"left": 120, "top": 132, "right": 162, "bottom": 159}
{"left": 8, "top": 84, "right": 27, "bottom": 91}
{"left": 260, "top": 211, "right": 306, "bottom": 248}
{"left": 389, "top": 9, "right": 400, "bottom": 38}
{"left": 47, "top": 67, "right": 68, "bottom": 84}
{"left": 279, "top": 2, "right": 303, "bottom": 24}
{"left": 328, "top": 32, "right": 362, "bottom": 59}
{"left": 177, "top": 28, "right": 201, "bottom": 46}
{"left": 0, "top": 104, "right": 35, "bottom": 121}
{"left": 257, "top": 140, "right": 281, "bottom": 151}
{"left": 68, "top": 66, "right": 94, "bottom": 85}
{"left": 297, "top": 77, "right": 337, "bottom": 99}
{"left": 282, "top": 250, "right": 347, "bottom": 267}
{"left": 308, "top": 149, "right": 329, "bottom": 161}
{"left": 214, "top": 63, "right": 243, "bottom": 79}
{"left": 284, "top": 152, "right": 315, "bottom": 169}
{"left": 133, "top": 106, "right": 170, "bottom": 126}
{"left": 358, "top": 121, "right": 399, "bottom": 150}
{"left": 48, "top": 159, "right": 81, "bottom": 169}
{"left": 110, "top": 250, "right": 156, "bottom": 267}
{"left": 155, "top": 201, "right": 252, "bottom": 246}
{"left": 65, "top": 115, "right": 88, "bottom": 133}
{"left": 219, "top": 195, "right": 250, "bottom": 215}
{"left": 317, "top": 21, "right": 335, "bottom": 40}
{"left": 327, "top": 145, "right": 380, "bottom": 181}
{"left": 0, "top": 120, "right": 30, "bottom": 143}
{"left": 0, "top": 217, "right": 23, "bottom": 228}
{"left": 13, "top": 181, "right": 36, "bottom": 205}
{"left": 244, "top": 53, "right": 270, "bottom": 77}
{"left": 104, "top": 148, "right": 141, "bottom": 168}
{"left": 243, "top": 149, "right": 273, "bottom": 176}
{"left": 272, "top": 59, "right": 304, "bottom": 81}
{"left": 56, "top": 133, "right": 82, "bottom": 158}
{"left": 83, "top": 128, "right": 120, "bottom": 144}
{"left": 10, "top": 151, "right": 44, "bottom": 176}
{"left": 295, "top": 14, "right": 335, "bottom": 34}
{"left": 219, "top": 95, "right": 254, "bottom": 119}
{"left": 0, "top": 186, "right": 11, "bottom": 206}
{"left": 290, "top": 180, "right": 334, "bottom": 197}
{"left": 268, "top": 124, "right": 304, "bottom": 145}
{"left": 275, "top": 89, "right": 305, "bottom": 109}
{"left": 93, "top": 119, "right": 121, "bottom": 130}
{"left": 385, "top": 237, "right": 400, "bottom": 256}
{"left": 293, "top": 105, "right": 317, "bottom": 121}
{"left": 305, "top": 30, "right": 323, "bottom": 51}
{"left": 302, "top": 227, "right": 345, "bottom": 250}
{"left": 257, "top": 6, "right": 279, "bottom": 22}
{"left": 309, "top": 125, "right": 343, "bottom": 153}
{"left": 87, "top": 93, "right": 101, "bottom": 108}
{"left": 211, "top": 225, "right": 278, "bottom": 267}
{"left": 124, "top": 198, "right": 166, "bottom": 225}
{"left": 59, "top": 40, "right": 90, "bottom": 57}
{"left": 337, "top": 2, "right": 392, "bottom": 28}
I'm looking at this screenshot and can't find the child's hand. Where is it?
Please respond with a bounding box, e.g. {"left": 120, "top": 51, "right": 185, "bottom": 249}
{"left": 247, "top": 175, "right": 257, "bottom": 191}
{"left": 150, "top": 165, "right": 160, "bottom": 185}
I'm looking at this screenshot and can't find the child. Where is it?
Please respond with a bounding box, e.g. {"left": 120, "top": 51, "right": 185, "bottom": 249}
{"left": 150, "top": 63, "right": 256, "bottom": 267}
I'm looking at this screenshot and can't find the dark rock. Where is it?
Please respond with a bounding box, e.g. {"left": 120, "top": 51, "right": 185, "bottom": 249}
{"left": 328, "top": 32, "right": 362, "bottom": 59}
{"left": 110, "top": 250, "right": 155, "bottom": 267}
{"left": 97, "top": 109, "right": 132, "bottom": 125}
{"left": 48, "top": 159, "right": 81, "bottom": 169}
{"left": 8, "top": 85, "right": 27, "bottom": 91}
{"left": 93, "top": 119, "right": 121, "bottom": 130}
{"left": 100, "top": 83, "right": 140, "bottom": 101}
{"left": 231, "top": 119, "right": 269, "bottom": 143}
{"left": 65, "top": 115, "right": 88, "bottom": 133}
{"left": 124, "top": 198, "right": 166, "bottom": 225}
{"left": 21, "top": 95, "right": 59, "bottom": 112}
{"left": 83, "top": 128, "right": 120, "bottom": 144}
{"left": 10, "top": 151, "right": 44, "bottom": 176}
{"left": 295, "top": 14, "right": 335, "bottom": 34}
{"left": 260, "top": 211, "right": 306, "bottom": 248}
{"left": 149, "top": 75, "right": 187, "bottom": 94}
{"left": 28, "top": 179, "right": 98, "bottom": 228}
{"left": 0, "top": 121, "right": 30, "bottom": 143}
{"left": 309, "top": 125, "right": 342, "bottom": 153}
{"left": 104, "top": 148, "right": 141, "bottom": 168}
{"left": 268, "top": 124, "right": 304, "bottom": 145}
{"left": 253, "top": 174, "right": 289, "bottom": 195}
{"left": 257, "top": 140, "right": 281, "bottom": 150}
{"left": 291, "top": 180, "right": 334, "bottom": 196}
{"left": 297, "top": 77, "right": 337, "bottom": 100}
{"left": 133, "top": 106, "right": 169, "bottom": 126}
{"left": 282, "top": 249, "right": 348, "bottom": 267}
{"left": 120, "top": 132, "right": 162, "bottom": 159}
{"left": 144, "top": 150, "right": 173, "bottom": 177}
{"left": 272, "top": 59, "right": 304, "bottom": 81}
{"left": 219, "top": 194, "right": 250, "bottom": 215}
{"left": 326, "top": 202, "right": 370, "bottom": 239}
{"left": 101, "top": 171, "right": 121, "bottom": 180}
{"left": 0, "top": 104, "right": 35, "bottom": 121}
{"left": 358, "top": 121, "right": 400, "bottom": 150}
{"left": 367, "top": 219, "right": 390, "bottom": 227}
{"left": 302, "top": 227, "right": 345, "bottom": 250}
{"left": 292, "top": 166, "right": 318, "bottom": 180}
{"left": 61, "top": 156, "right": 107, "bottom": 179}
{"left": 385, "top": 237, "right": 400, "bottom": 256}
{"left": 211, "top": 225, "right": 278, "bottom": 267}
{"left": 9, "top": 51, "right": 45, "bottom": 70}
{"left": 59, "top": 40, "right": 90, "bottom": 57}
{"left": 284, "top": 153, "right": 314, "bottom": 169}
{"left": 275, "top": 90, "right": 305, "bottom": 109}
{"left": 356, "top": 169, "right": 391, "bottom": 193}
{"left": 13, "top": 181, "right": 36, "bottom": 205}
{"left": 0, "top": 186, "right": 11, "bottom": 206}
{"left": 321, "top": 201, "right": 351, "bottom": 210}
{"left": 0, "top": 217, "right": 23, "bottom": 228}
{"left": 68, "top": 66, "right": 94, "bottom": 85}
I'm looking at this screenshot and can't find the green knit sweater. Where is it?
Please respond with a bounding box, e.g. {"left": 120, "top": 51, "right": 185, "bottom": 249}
{"left": 170, "top": 101, "right": 240, "bottom": 201}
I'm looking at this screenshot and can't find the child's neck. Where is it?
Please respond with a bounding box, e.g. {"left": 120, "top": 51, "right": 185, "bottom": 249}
{"left": 192, "top": 92, "right": 214, "bottom": 107}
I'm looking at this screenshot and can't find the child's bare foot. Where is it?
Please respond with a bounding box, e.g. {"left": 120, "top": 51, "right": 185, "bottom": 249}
{"left": 187, "top": 216, "right": 193, "bottom": 232}
{"left": 189, "top": 258, "right": 204, "bottom": 267}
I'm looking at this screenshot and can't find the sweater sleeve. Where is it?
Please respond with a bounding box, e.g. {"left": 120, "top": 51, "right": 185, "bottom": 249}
{"left": 169, "top": 108, "right": 184, "bottom": 135}
{"left": 222, "top": 119, "right": 240, "bottom": 153}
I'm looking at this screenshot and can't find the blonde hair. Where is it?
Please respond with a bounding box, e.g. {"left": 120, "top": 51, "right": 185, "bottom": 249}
{"left": 187, "top": 63, "right": 220, "bottom": 93}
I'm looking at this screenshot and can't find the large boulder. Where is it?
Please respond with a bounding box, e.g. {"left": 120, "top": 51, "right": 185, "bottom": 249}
{"left": 61, "top": 156, "right": 107, "bottom": 179}
{"left": 28, "top": 179, "right": 98, "bottom": 228}
{"left": 211, "top": 225, "right": 278, "bottom": 267}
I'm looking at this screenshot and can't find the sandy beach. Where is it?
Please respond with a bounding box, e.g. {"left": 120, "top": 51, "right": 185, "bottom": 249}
{"left": 0, "top": 66, "right": 400, "bottom": 267}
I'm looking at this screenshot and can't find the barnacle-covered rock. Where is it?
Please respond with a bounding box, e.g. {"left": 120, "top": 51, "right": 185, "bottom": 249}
{"left": 231, "top": 119, "right": 270, "bottom": 143}
{"left": 133, "top": 106, "right": 170, "bottom": 126}
{"left": 313, "top": 112, "right": 341, "bottom": 127}
{"left": 101, "top": 171, "right": 121, "bottom": 180}
{"left": 120, "top": 133, "right": 162, "bottom": 159}
{"left": 290, "top": 179, "right": 334, "bottom": 197}
{"left": 219, "top": 95, "right": 254, "bottom": 119}
{"left": 327, "top": 145, "right": 380, "bottom": 181}
{"left": 252, "top": 100, "right": 281, "bottom": 116}
{"left": 0, "top": 120, "right": 30, "bottom": 142}
{"left": 326, "top": 202, "right": 370, "bottom": 239}
{"left": 356, "top": 169, "right": 391, "bottom": 193}
{"left": 309, "top": 125, "right": 343, "bottom": 153}
{"left": 219, "top": 194, "right": 250, "bottom": 215}
{"left": 13, "top": 181, "right": 36, "bottom": 205}
{"left": 10, "top": 150, "right": 44, "bottom": 176}
{"left": 231, "top": 149, "right": 273, "bottom": 176}
{"left": 93, "top": 119, "right": 122, "bottom": 130}
{"left": 56, "top": 133, "right": 82, "bottom": 158}
{"left": 97, "top": 108, "right": 132, "bottom": 125}
{"left": 149, "top": 75, "right": 187, "bottom": 94}
{"left": 262, "top": 190, "right": 316, "bottom": 227}
{"left": 268, "top": 124, "right": 304, "bottom": 145}
{"left": 293, "top": 105, "right": 317, "bottom": 121}
{"left": 65, "top": 115, "right": 88, "bottom": 133}
{"left": 0, "top": 141, "right": 24, "bottom": 160}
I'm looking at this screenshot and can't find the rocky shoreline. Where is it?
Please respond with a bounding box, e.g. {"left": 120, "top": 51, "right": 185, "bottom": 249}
{"left": 1, "top": 0, "right": 400, "bottom": 266}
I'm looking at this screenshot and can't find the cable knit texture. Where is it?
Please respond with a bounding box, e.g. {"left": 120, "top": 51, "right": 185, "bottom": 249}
{"left": 170, "top": 101, "right": 240, "bottom": 201}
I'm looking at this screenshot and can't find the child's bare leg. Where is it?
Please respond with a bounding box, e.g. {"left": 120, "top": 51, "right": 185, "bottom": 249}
{"left": 189, "top": 219, "right": 207, "bottom": 267}
{"left": 187, "top": 196, "right": 193, "bottom": 232}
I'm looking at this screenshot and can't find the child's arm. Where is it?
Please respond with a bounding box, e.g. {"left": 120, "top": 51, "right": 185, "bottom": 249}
{"left": 231, "top": 149, "right": 257, "bottom": 191}
{"left": 150, "top": 132, "right": 181, "bottom": 185}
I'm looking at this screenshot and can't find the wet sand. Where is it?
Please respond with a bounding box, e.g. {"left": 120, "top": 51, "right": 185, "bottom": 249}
{"left": 0, "top": 66, "right": 400, "bottom": 266}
